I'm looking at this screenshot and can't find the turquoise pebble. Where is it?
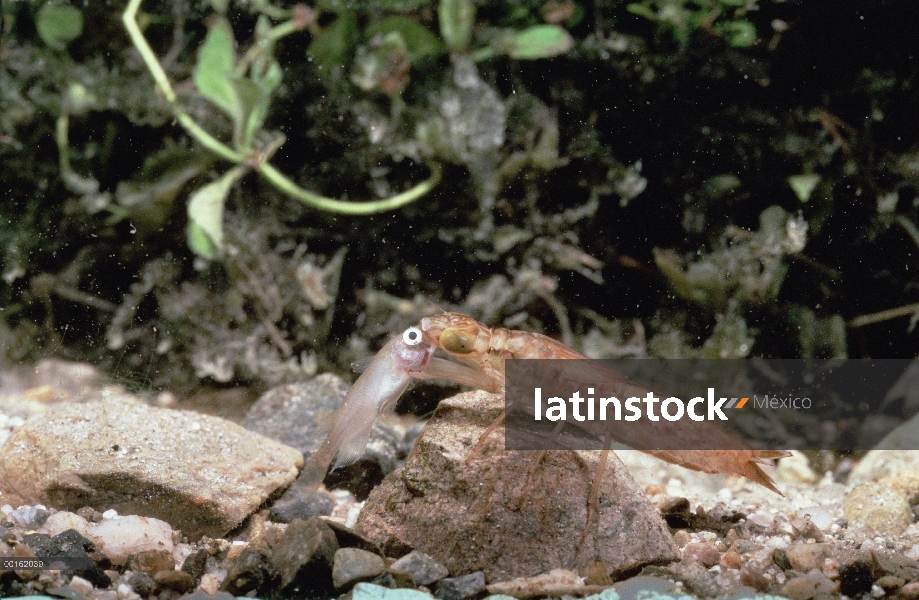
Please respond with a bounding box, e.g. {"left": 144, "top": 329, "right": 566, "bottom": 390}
{"left": 352, "top": 582, "right": 434, "bottom": 600}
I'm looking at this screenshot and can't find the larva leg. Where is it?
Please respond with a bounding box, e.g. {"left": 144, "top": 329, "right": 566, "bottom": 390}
{"left": 513, "top": 449, "right": 548, "bottom": 510}
{"left": 581, "top": 446, "right": 611, "bottom": 545}
{"left": 466, "top": 410, "right": 506, "bottom": 463}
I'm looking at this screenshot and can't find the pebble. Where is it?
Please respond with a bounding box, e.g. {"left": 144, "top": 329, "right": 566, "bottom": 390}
{"left": 177, "top": 592, "right": 238, "bottom": 600}
{"left": 10, "top": 505, "right": 50, "bottom": 528}
{"left": 776, "top": 451, "right": 819, "bottom": 484}
{"left": 0, "top": 401, "right": 303, "bottom": 540}
{"left": 779, "top": 570, "right": 837, "bottom": 600}
{"left": 221, "top": 548, "right": 273, "bottom": 596}
{"left": 784, "top": 543, "right": 827, "bottom": 573}
{"left": 435, "top": 571, "right": 487, "bottom": 600}
{"left": 900, "top": 580, "right": 919, "bottom": 599}
{"left": 22, "top": 528, "right": 111, "bottom": 588}
{"left": 67, "top": 575, "right": 94, "bottom": 597}
{"left": 720, "top": 549, "right": 742, "bottom": 570}
{"left": 671, "top": 557, "right": 721, "bottom": 597}
{"left": 738, "top": 549, "right": 774, "bottom": 592}
{"left": 198, "top": 572, "right": 222, "bottom": 596}
{"left": 876, "top": 574, "right": 906, "bottom": 590}
{"left": 153, "top": 569, "right": 195, "bottom": 593}
{"left": 269, "top": 516, "right": 339, "bottom": 594}
{"left": 180, "top": 548, "right": 210, "bottom": 581}
{"left": 125, "top": 548, "right": 175, "bottom": 576}
{"left": 87, "top": 515, "right": 174, "bottom": 566}
{"left": 671, "top": 530, "right": 691, "bottom": 548}
{"left": 745, "top": 511, "right": 775, "bottom": 529}
{"left": 332, "top": 547, "right": 386, "bottom": 590}
{"left": 389, "top": 551, "right": 450, "bottom": 587}
{"left": 842, "top": 482, "right": 913, "bottom": 535}
{"left": 486, "top": 568, "right": 591, "bottom": 598}
{"left": 683, "top": 542, "right": 719, "bottom": 568}
{"left": 40, "top": 511, "right": 92, "bottom": 538}
{"left": 795, "top": 506, "right": 834, "bottom": 533}
{"left": 352, "top": 582, "right": 437, "bottom": 600}
{"left": 126, "top": 571, "right": 156, "bottom": 597}
{"left": 116, "top": 582, "right": 142, "bottom": 600}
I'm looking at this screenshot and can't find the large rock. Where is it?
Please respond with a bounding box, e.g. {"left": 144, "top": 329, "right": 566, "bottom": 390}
{"left": 356, "top": 391, "right": 678, "bottom": 582}
{"left": 0, "top": 401, "right": 302, "bottom": 539}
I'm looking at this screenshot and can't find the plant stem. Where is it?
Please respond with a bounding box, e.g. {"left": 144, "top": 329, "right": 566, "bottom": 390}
{"left": 122, "top": 0, "right": 440, "bottom": 214}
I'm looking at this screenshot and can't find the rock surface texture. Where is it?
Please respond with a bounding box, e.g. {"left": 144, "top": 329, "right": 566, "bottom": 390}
{"left": 357, "top": 391, "right": 678, "bottom": 582}
{"left": 0, "top": 401, "right": 302, "bottom": 539}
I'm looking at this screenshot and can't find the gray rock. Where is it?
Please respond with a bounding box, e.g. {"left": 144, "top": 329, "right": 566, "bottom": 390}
{"left": 269, "top": 485, "right": 334, "bottom": 522}
{"left": 10, "top": 505, "right": 50, "bottom": 528}
{"left": 612, "top": 575, "right": 683, "bottom": 600}
{"left": 243, "top": 376, "right": 350, "bottom": 452}
{"left": 357, "top": 391, "right": 678, "bottom": 583}
{"left": 269, "top": 516, "right": 339, "bottom": 594}
{"left": 669, "top": 557, "right": 722, "bottom": 597}
{"left": 333, "top": 547, "right": 386, "bottom": 590}
{"left": 0, "top": 401, "right": 302, "bottom": 540}
{"left": 779, "top": 569, "right": 837, "bottom": 600}
{"left": 245, "top": 376, "right": 405, "bottom": 498}
{"left": 436, "top": 571, "right": 487, "bottom": 600}
{"left": 389, "top": 551, "right": 450, "bottom": 587}
{"left": 221, "top": 548, "right": 273, "bottom": 596}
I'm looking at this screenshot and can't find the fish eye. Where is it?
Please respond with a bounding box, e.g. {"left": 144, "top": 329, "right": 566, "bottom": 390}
{"left": 402, "top": 327, "right": 423, "bottom": 346}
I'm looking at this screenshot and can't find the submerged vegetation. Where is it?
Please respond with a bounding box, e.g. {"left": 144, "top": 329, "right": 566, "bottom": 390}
{"left": 1, "top": 0, "right": 919, "bottom": 395}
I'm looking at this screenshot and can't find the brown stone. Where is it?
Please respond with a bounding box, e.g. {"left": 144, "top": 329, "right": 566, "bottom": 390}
{"left": 356, "top": 391, "right": 678, "bottom": 582}
{"left": 153, "top": 570, "right": 195, "bottom": 593}
{"left": 785, "top": 543, "right": 827, "bottom": 573}
{"left": 125, "top": 549, "right": 175, "bottom": 576}
{"left": 0, "top": 401, "right": 302, "bottom": 540}
{"left": 683, "top": 542, "right": 719, "bottom": 568}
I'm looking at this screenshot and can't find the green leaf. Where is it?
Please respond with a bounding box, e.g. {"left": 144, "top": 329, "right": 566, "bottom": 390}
{"left": 625, "top": 3, "right": 659, "bottom": 21}
{"left": 718, "top": 20, "right": 757, "bottom": 47}
{"left": 438, "top": 0, "right": 474, "bottom": 53}
{"left": 505, "top": 25, "right": 573, "bottom": 60}
{"left": 186, "top": 167, "right": 245, "bottom": 257}
{"left": 788, "top": 174, "right": 821, "bottom": 203}
{"left": 366, "top": 17, "right": 445, "bottom": 64}
{"left": 115, "top": 146, "right": 213, "bottom": 231}
{"left": 36, "top": 3, "right": 83, "bottom": 49}
{"left": 308, "top": 11, "right": 358, "bottom": 75}
{"left": 227, "top": 76, "right": 261, "bottom": 148}
{"left": 187, "top": 222, "right": 220, "bottom": 259}
{"left": 193, "top": 18, "right": 240, "bottom": 121}
{"left": 241, "top": 61, "right": 282, "bottom": 148}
